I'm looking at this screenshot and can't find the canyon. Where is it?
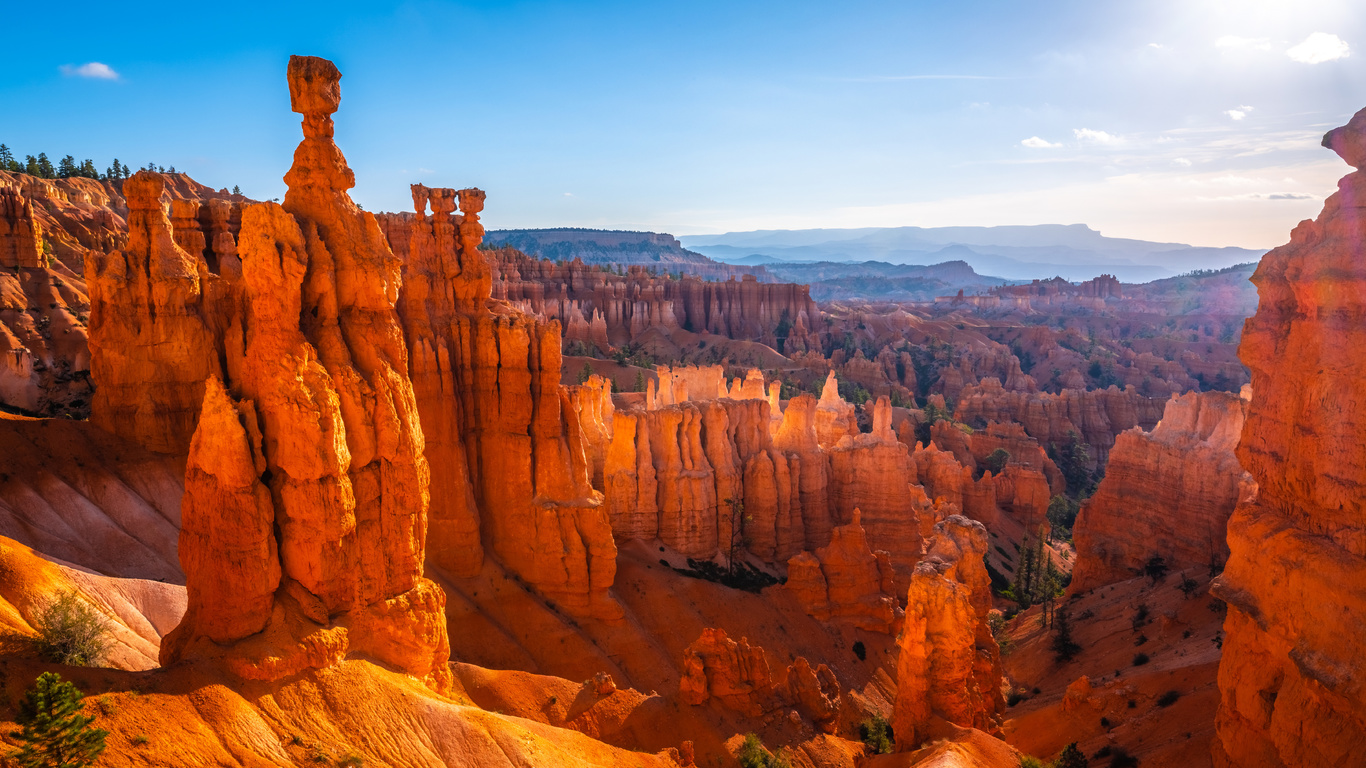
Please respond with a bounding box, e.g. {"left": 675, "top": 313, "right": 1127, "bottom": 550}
{"left": 0, "top": 53, "right": 1357, "bottom": 768}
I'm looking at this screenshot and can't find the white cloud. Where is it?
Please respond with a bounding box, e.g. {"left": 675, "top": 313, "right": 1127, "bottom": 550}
{"left": 1148, "top": 43, "right": 1163, "bottom": 49}
{"left": 1073, "top": 128, "right": 1120, "bottom": 145}
{"left": 1173, "top": 157, "right": 1193, "bottom": 167}
{"left": 59, "top": 62, "right": 119, "bottom": 80}
{"left": 1287, "top": 33, "right": 1350, "bottom": 64}
{"left": 563, "top": 192, "right": 574, "bottom": 197}
{"left": 1225, "top": 108, "right": 1249, "bottom": 121}
{"left": 1216, "top": 36, "right": 1272, "bottom": 51}
{"left": 1021, "top": 136, "right": 1061, "bottom": 149}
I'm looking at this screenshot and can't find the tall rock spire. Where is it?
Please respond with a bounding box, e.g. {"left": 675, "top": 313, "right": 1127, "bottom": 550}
{"left": 159, "top": 56, "right": 451, "bottom": 694}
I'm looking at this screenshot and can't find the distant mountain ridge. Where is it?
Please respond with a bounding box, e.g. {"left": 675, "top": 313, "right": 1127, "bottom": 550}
{"left": 680, "top": 224, "right": 1266, "bottom": 283}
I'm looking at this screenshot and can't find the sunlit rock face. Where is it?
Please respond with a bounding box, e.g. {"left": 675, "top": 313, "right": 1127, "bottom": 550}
{"left": 159, "top": 55, "right": 451, "bottom": 692}
{"left": 1212, "top": 106, "right": 1366, "bottom": 768}
{"left": 893, "top": 515, "right": 1003, "bottom": 750}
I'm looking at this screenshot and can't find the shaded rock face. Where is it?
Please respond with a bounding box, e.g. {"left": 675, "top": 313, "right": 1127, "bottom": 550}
{"left": 487, "top": 248, "right": 821, "bottom": 352}
{"left": 1212, "top": 108, "right": 1366, "bottom": 768}
{"left": 156, "top": 56, "right": 451, "bottom": 693}
{"left": 954, "top": 377, "right": 1166, "bottom": 466}
{"left": 894, "top": 515, "right": 1003, "bottom": 750}
{"left": 1070, "top": 389, "right": 1252, "bottom": 594}
{"left": 785, "top": 509, "right": 902, "bottom": 633}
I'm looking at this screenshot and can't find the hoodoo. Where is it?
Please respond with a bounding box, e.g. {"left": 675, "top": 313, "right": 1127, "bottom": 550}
{"left": 155, "top": 56, "right": 452, "bottom": 691}
{"left": 1211, "top": 107, "right": 1366, "bottom": 767}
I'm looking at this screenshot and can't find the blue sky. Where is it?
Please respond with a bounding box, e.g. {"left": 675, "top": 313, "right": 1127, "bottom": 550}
{"left": 2, "top": 0, "right": 1363, "bottom": 248}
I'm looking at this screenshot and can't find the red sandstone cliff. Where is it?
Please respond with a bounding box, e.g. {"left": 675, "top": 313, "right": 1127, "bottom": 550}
{"left": 393, "top": 184, "right": 619, "bottom": 619}
{"left": 1211, "top": 108, "right": 1366, "bottom": 768}
{"left": 478, "top": 247, "right": 821, "bottom": 353}
{"left": 954, "top": 378, "right": 1165, "bottom": 465}
{"left": 1070, "top": 389, "right": 1251, "bottom": 594}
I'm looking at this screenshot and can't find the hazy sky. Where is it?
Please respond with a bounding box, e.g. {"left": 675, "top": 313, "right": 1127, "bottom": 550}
{"left": 3, "top": 1, "right": 1363, "bottom": 248}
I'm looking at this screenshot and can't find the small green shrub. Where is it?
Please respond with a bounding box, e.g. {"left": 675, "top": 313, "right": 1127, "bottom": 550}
{"left": 1019, "top": 755, "right": 1045, "bottom": 768}
{"left": 30, "top": 591, "right": 111, "bottom": 667}
{"left": 338, "top": 752, "right": 364, "bottom": 767}
{"left": 858, "top": 714, "right": 893, "bottom": 755}
{"left": 132, "top": 734, "right": 149, "bottom": 746}
{"left": 852, "top": 640, "right": 866, "bottom": 661}
{"left": 738, "top": 733, "right": 790, "bottom": 768}
{"left": 1157, "top": 690, "right": 1180, "bottom": 707}
{"left": 1054, "top": 742, "right": 1088, "bottom": 768}
{"left": 1132, "top": 653, "right": 1150, "bottom": 666}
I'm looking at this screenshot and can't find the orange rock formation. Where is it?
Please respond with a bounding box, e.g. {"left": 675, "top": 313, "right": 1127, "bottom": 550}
{"left": 785, "top": 509, "right": 902, "bottom": 632}
{"left": 157, "top": 55, "right": 451, "bottom": 693}
{"left": 1070, "top": 389, "right": 1252, "bottom": 594}
{"left": 954, "top": 378, "right": 1165, "bottom": 465}
{"left": 1212, "top": 108, "right": 1366, "bottom": 768}
{"left": 894, "top": 515, "right": 1003, "bottom": 749}
{"left": 488, "top": 248, "right": 821, "bottom": 352}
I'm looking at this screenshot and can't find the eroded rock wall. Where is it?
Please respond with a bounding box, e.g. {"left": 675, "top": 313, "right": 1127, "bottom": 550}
{"left": 1212, "top": 109, "right": 1366, "bottom": 768}
{"left": 1071, "top": 389, "right": 1252, "bottom": 594}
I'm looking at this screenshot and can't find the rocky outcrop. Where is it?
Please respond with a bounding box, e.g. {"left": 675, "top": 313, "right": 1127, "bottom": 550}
{"left": 954, "top": 378, "right": 1165, "bottom": 465}
{"left": 394, "top": 181, "right": 620, "bottom": 619}
{"left": 159, "top": 57, "right": 450, "bottom": 693}
{"left": 772, "top": 393, "right": 834, "bottom": 552}
{"left": 577, "top": 378, "right": 808, "bottom": 563}
{"left": 1212, "top": 109, "right": 1366, "bottom": 768}
{"left": 1, "top": 167, "right": 242, "bottom": 419}
{"left": 785, "top": 509, "right": 902, "bottom": 632}
{"left": 487, "top": 247, "right": 820, "bottom": 351}
{"left": 814, "top": 371, "right": 858, "bottom": 448}
{"left": 679, "top": 627, "right": 774, "bottom": 716}
{"left": 0, "top": 185, "right": 43, "bottom": 269}
{"left": 678, "top": 627, "right": 843, "bottom": 731}
{"left": 894, "top": 515, "right": 1003, "bottom": 750}
{"left": 85, "top": 171, "right": 224, "bottom": 454}
{"left": 826, "top": 397, "right": 923, "bottom": 587}
{"left": 1070, "top": 389, "right": 1252, "bottom": 594}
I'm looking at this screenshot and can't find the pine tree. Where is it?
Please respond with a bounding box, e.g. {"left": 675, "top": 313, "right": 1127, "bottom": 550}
{"left": 25, "top": 155, "right": 40, "bottom": 176}
{"left": 1054, "top": 742, "right": 1087, "bottom": 768}
{"left": 78, "top": 159, "right": 98, "bottom": 179}
{"left": 36, "top": 153, "right": 55, "bottom": 179}
{"left": 634, "top": 370, "right": 646, "bottom": 393}
{"left": 1051, "top": 607, "right": 1081, "bottom": 662}
{"left": 9, "top": 672, "right": 108, "bottom": 768}
{"left": 576, "top": 363, "right": 594, "bottom": 385}
{"left": 232, "top": 185, "right": 241, "bottom": 196}
{"left": 1011, "top": 545, "right": 1035, "bottom": 609}
{"left": 57, "top": 155, "right": 77, "bottom": 178}
{"left": 0, "top": 144, "right": 15, "bottom": 171}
